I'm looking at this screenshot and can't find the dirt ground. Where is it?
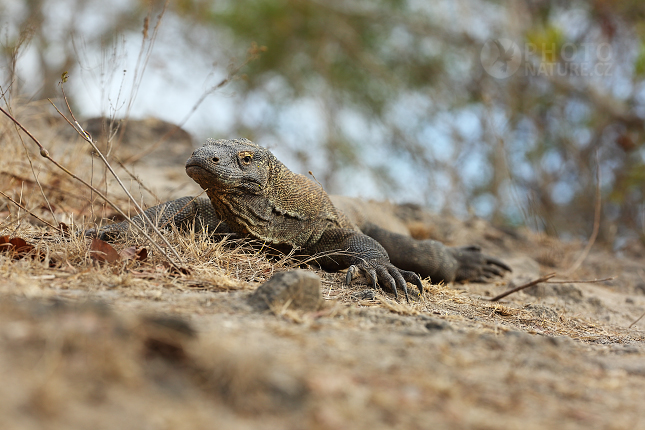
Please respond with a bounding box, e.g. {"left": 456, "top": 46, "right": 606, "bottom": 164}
{"left": 1, "top": 103, "right": 645, "bottom": 430}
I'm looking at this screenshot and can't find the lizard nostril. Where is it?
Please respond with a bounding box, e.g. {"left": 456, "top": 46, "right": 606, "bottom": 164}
{"left": 212, "top": 157, "right": 220, "bottom": 163}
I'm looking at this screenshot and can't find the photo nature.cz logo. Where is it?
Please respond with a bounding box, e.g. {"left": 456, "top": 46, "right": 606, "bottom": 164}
{"left": 480, "top": 38, "right": 613, "bottom": 79}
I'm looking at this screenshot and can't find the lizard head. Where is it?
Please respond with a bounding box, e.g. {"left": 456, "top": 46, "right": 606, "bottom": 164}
{"left": 185, "top": 138, "right": 271, "bottom": 194}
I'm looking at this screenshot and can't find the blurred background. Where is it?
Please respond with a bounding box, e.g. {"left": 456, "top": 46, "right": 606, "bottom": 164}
{"left": 1, "top": 0, "right": 645, "bottom": 247}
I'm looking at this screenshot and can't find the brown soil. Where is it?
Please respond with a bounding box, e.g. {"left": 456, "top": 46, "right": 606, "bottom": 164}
{"left": 1, "top": 103, "right": 644, "bottom": 430}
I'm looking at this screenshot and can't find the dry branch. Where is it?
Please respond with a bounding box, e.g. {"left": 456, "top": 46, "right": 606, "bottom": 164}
{"left": 0, "top": 95, "right": 58, "bottom": 226}
{"left": 0, "top": 190, "right": 60, "bottom": 231}
{"left": 50, "top": 86, "right": 184, "bottom": 267}
{"left": 0, "top": 105, "right": 183, "bottom": 270}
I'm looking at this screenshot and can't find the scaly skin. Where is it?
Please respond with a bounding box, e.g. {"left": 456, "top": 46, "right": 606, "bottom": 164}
{"left": 91, "top": 138, "right": 511, "bottom": 301}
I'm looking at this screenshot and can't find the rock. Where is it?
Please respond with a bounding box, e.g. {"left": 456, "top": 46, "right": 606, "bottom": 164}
{"left": 249, "top": 270, "right": 322, "bottom": 312}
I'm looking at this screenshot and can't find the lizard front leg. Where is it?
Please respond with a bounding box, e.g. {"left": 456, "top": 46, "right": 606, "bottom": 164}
{"left": 309, "top": 228, "right": 424, "bottom": 302}
{"left": 85, "top": 196, "right": 233, "bottom": 241}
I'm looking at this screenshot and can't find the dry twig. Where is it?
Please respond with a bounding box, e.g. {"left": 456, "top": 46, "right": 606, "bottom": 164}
{"left": 489, "top": 273, "right": 556, "bottom": 302}
{"left": 489, "top": 273, "right": 615, "bottom": 302}
{"left": 545, "top": 277, "right": 615, "bottom": 284}
{"left": 115, "top": 159, "right": 160, "bottom": 202}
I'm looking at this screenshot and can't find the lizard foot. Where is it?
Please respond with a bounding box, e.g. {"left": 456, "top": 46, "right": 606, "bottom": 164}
{"left": 450, "top": 245, "right": 512, "bottom": 282}
{"left": 345, "top": 260, "right": 423, "bottom": 303}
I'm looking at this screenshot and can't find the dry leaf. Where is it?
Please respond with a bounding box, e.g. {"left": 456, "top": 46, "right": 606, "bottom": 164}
{"left": 0, "top": 235, "right": 54, "bottom": 266}
{"left": 136, "top": 247, "right": 148, "bottom": 261}
{"left": 120, "top": 246, "right": 148, "bottom": 262}
{"left": 90, "top": 238, "right": 121, "bottom": 263}
{"left": 162, "top": 261, "right": 191, "bottom": 276}
{"left": 0, "top": 236, "right": 35, "bottom": 258}
{"left": 58, "top": 222, "right": 70, "bottom": 237}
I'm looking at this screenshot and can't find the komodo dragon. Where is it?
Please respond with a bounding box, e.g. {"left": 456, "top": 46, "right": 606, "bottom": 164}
{"left": 92, "top": 138, "right": 510, "bottom": 302}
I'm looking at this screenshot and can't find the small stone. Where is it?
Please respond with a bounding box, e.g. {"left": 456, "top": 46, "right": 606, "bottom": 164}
{"left": 352, "top": 289, "right": 376, "bottom": 300}
{"left": 249, "top": 270, "right": 322, "bottom": 312}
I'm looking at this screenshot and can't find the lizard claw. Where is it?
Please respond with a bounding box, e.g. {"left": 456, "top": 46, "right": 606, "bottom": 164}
{"left": 347, "top": 264, "right": 382, "bottom": 293}
{"left": 346, "top": 260, "right": 423, "bottom": 303}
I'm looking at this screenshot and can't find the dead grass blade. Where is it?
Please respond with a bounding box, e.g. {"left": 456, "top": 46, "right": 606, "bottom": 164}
{"left": 629, "top": 311, "right": 645, "bottom": 329}
{"left": 563, "top": 151, "right": 601, "bottom": 276}
{"left": 125, "top": 42, "right": 265, "bottom": 164}
{"left": 377, "top": 296, "right": 420, "bottom": 316}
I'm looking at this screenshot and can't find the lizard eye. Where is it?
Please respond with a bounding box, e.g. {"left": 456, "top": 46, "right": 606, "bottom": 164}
{"left": 239, "top": 152, "right": 253, "bottom": 165}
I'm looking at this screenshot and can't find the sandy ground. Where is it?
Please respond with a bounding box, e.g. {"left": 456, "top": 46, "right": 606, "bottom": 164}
{"left": 1, "top": 106, "right": 645, "bottom": 429}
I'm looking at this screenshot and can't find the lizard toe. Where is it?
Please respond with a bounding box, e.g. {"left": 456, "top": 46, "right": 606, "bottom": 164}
{"left": 486, "top": 256, "right": 512, "bottom": 272}
{"left": 401, "top": 270, "right": 424, "bottom": 296}
{"left": 374, "top": 265, "right": 398, "bottom": 300}
{"left": 388, "top": 265, "right": 409, "bottom": 303}
{"left": 482, "top": 265, "right": 504, "bottom": 277}
{"left": 345, "top": 265, "right": 360, "bottom": 286}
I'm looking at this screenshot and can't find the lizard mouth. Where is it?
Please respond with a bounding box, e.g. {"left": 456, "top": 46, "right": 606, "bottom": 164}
{"left": 186, "top": 162, "right": 242, "bottom": 191}
{"left": 185, "top": 163, "right": 206, "bottom": 174}
{"left": 185, "top": 158, "right": 217, "bottom": 178}
{"left": 185, "top": 164, "right": 211, "bottom": 183}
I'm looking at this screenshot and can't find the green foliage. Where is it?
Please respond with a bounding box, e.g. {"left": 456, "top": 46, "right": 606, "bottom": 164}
{"left": 635, "top": 40, "right": 645, "bottom": 76}
{"left": 525, "top": 25, "right": 566, "bottom": 63}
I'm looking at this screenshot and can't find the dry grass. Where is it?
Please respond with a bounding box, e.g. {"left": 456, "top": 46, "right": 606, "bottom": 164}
{"left": 1, "top": 101, "right": 645, "bottom": 429}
